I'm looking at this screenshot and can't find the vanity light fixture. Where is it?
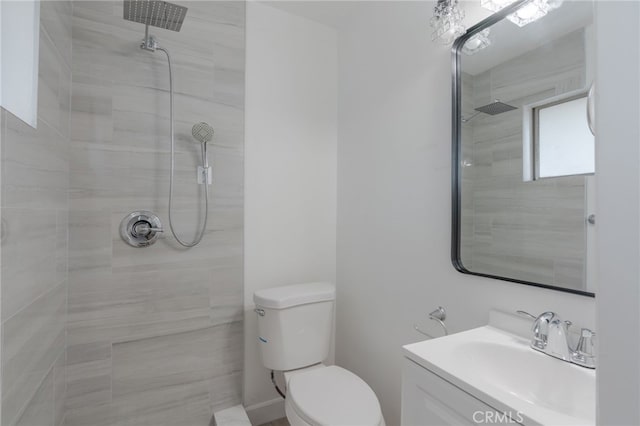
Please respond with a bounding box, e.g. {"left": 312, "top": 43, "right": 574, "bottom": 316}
{"left": 462, "top": 28, "right": 491, "bottom": 54}
{"left": 481, "top": 0, "right": 562, "bottom": 27}
{"left": 480, "top": 0, "right": 523, "bottom": 13}
{"left": 430, "top": 0, "right": 466, "bottom": 45}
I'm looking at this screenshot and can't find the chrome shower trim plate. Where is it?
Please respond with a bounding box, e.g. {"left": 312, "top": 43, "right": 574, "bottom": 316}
{"left": 120, "top": 210, "right": 164, "bottom": 247}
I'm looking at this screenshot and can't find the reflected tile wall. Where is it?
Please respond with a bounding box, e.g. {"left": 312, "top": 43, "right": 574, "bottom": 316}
{"left": 66, "top": 2, "right": 244, "bottom": 425}
{"left": 461, "top": 30, "right": 587, "bottom": 289}
{"left": 1, "top": 1, "right": 72, "bottom": 426}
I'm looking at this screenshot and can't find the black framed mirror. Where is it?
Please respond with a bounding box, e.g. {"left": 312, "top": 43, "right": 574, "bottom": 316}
{"left": 451, "top": 0, "right": 595, "bottom": 297}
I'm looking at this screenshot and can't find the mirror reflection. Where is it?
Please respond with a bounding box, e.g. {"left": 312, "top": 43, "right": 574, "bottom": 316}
{"left": 453, "top": 0, "right": 595, "bottom": 295}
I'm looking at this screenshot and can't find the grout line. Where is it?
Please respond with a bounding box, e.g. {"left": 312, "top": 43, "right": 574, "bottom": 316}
{"left": 1, "top": 280, "right": 67, "bottom": 325}
{"left": 40, "top": 13, "right": 72, "bottom": 74}
{"left": 7, "top": 348, "right": 63, "bottom": 426}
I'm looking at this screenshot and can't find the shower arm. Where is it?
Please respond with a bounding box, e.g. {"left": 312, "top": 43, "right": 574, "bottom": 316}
{"left": 141, "top": 25, "right": 157, "bottom": 51}
{"left": 461, "top": 111, "right": 482, "bottom": 123}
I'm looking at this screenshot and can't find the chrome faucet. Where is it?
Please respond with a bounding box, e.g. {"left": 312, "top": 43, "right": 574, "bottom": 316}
{"left": 573, "top": 328, "right": 597, "bottom": 369}
{"left": 517, "top": 310, "right": 596, "bottom": 369}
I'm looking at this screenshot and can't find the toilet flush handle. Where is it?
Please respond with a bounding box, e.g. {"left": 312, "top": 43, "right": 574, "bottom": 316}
{"left": 254, "top": 308, "right": 265, "bottom": 316}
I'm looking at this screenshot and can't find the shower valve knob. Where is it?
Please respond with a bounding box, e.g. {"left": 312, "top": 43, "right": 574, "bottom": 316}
{"left": 132, "top": 222, "right": 163, "bottom": 237}
{"left": 120, "top": 211, "right": 163, "bottom": 248}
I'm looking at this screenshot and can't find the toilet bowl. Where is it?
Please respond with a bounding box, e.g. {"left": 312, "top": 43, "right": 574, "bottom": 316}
{"left": 253, "top": 282, "right": 385, "bottom": 426}
{"left": 284, "top": 365, "right": 385, "bottom": 426}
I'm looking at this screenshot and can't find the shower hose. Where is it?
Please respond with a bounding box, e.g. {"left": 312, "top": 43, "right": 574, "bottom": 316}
{"left": 159, "top": 47, "right": 209, "bottom": 248}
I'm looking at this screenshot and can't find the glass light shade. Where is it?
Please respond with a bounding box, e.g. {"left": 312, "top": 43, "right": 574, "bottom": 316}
{"left": 462, "top": 29, "right": 491, "bottom": 55}
{"left": 507, "top": 0, "right": 549, "bottom": 27}
{"left": 431, "top": 0, "right": 466, "bottom": 45}
{"left": 431, "top": 18, "right": 466, "bottom": 44}
{"left": 480, "top": 0, "right": 551, "bottom": 27}
{"left": 480, "top": 0, "right": 517, "bottom": 13}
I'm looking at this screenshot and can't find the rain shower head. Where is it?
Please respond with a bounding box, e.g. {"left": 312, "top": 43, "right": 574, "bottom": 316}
{"left": 123, "top": 0, "right": 188, "bottom": 32}
{"left": 462, "top": 100, "right": 517, "bottom": 123}
{"left": 474, "top": 100, "right": 517, "bottom": 116}
{"left": 192, "top": 122, "right": 214, "bottom": 144}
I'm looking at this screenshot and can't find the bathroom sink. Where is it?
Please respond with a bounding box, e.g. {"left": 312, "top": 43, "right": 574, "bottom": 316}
{"left": 403, "top": 317, "right": 595, "bottom": 425}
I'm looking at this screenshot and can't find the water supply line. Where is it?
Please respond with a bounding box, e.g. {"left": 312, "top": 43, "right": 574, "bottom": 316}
{"left": 271, "top": 370, "right": 286, "bottom": 399}
{"left": 157, "top": 46, "right": 209, "bottom": 248}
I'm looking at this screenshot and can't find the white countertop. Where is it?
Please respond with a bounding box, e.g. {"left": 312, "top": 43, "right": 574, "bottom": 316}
{"left": 403, "top": 320, "right": 595, "bottom": 426}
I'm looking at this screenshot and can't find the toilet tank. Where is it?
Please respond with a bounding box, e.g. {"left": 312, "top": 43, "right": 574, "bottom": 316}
{"left": 254, "top": 282, "right": 335, "bottom": 371}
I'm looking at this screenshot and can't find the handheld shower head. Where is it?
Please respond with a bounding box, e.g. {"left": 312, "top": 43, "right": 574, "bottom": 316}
{"left": 192, "top": 122, "right": 214, "bottom": 144}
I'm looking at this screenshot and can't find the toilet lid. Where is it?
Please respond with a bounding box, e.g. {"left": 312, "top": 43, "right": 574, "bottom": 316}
{"left": 287, "top": 366, "right": 382, "bottom": 426}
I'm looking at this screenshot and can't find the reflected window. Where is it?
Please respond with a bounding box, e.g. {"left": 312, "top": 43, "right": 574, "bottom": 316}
{"left": 534, "top": 94, "right": 595, "bottom": 179}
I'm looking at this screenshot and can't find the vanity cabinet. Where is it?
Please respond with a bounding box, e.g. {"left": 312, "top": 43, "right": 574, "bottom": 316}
{"left": 401, "top": 357, "right": 522, "bottom": 426}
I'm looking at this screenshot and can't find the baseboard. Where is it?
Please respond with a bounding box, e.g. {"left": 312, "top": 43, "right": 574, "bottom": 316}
{"left": 244, "top": 398, "right": 286, "bottom": 425}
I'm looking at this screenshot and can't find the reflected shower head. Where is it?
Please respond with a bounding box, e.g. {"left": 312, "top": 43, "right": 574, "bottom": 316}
{"left": 474, "top": 100, "right": 517, "bottom": 116}
{"left": 462, "top": 100, "right": 517, "bottom": 122}
{"left": 123, "top": 0, "right": 188, "bottom": 32}
{"left": 192, "top": 122, "right": 214, "bottom": 144}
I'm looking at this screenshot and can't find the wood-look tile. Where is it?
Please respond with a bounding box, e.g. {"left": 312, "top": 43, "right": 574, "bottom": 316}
{"left": 15, "top": 366, "right": 55, "bottom": 426}
{"left": 1, "top": 208, "right": 59, "bottom": 321}
{"left": 67, "top": 2, "right": 245, "bottom": 424}
{"left": 69, "top": 170, "right": 138, "bottom": 211}
{"left": 68, "top": 210, "right": 112, "bottom": 272}
{"left": 554, "top": 258, "right": 585, "bottom": 290}
{"left": 207, "top": 321, "right": 243, "bottom": 411}
{"left": 2, "top": 116, "right": 69, "bottom": 211}
{"left": 490, "top": 30, "right": 585, "bottom": 102}
{"left": 70, "top": 75, "right": 113, "bottom": 145}
{"left": 112, "top": 385, "right": 212, "bottom": 426}
{"left": 208, "top": 371, "right": 242, "bottom": 413}
{"left": 209, "top": 266, "right": 243, "bottom": 326}
{"left": 41, "top": 1, "right": 73, "bottom": 70}
{"left": 111, "top": 224, "right": 242, "bottom": 274}
{"left": 2, "top": 283, "right": 66, "bottom": 426}
{"left": 1, "top": 2, "right": 71, "bottom": 425}
{"left": 66, "top": 314, "right": 212, "bottom": 352}
{"left": 56, "top": 210, "right": 69, "bottom": 286}
{"left": 109, "top": 323, "right": 242, "bottom": 425}
{"left": 67, "top": 341, "right": 111, "bottom": 366}
{"left": 63, "top": 403, "right": 116, "bottom": 426}
{"left": 54, "top": 352, "right": 67, "bottom": 426}
{"left": 112, "top": 326, "right": 219, "bottom": 396}
{"left": 38, "top": 24, "right": 71, "bottom": 139}
{"left": 68, "top": 268, "right": 212, "bottom": 335}
{"left": 65, "top": 358, "right": 112, "bottom": 410}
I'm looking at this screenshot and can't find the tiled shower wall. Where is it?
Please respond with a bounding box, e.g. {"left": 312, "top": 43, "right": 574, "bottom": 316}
{"left": 460, "top": 29, "right": 587, "bottom": 289}
{"left": 1, "top": 2, "right": 72, "bottom": 426}
{"left": 66, "top": 2, "right": 244, "bottom": 425}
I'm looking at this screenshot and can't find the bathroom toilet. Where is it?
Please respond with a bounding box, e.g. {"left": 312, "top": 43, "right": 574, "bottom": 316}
{"left": 254, "top": 282, "right": 385, "bottom": 426}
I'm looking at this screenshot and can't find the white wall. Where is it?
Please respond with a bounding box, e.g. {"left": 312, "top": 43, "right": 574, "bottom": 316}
{"left": 336, "top": 2, "right": 595, "bottom": 424}
{"left": 244, "top": 2, "right": 338, "bottom": 422}
{"left": 595, "top": 2, "right": 640, "bottom": 424}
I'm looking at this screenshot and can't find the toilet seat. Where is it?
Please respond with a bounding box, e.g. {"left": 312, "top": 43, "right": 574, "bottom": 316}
{"left": 286, "top": 366, "right": 384, "bottom": 426}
